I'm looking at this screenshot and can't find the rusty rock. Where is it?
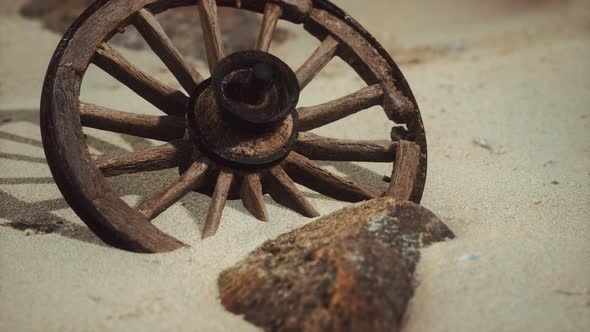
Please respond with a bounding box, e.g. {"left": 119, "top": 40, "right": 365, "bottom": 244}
{"left": 218, "top": 197, "right": 454, "bottom": 332}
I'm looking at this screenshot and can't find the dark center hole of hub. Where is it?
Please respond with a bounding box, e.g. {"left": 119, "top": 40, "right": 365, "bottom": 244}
{"left": 226, "top": 81, "right": 269, "bottom": 107}
{"left": 226, "top": 63, "right": 275, "bottom": 108}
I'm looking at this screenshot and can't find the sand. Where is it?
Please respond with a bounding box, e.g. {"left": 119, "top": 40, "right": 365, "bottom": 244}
{"left": 1, "top": 0, "right": 589, "bottom": 331}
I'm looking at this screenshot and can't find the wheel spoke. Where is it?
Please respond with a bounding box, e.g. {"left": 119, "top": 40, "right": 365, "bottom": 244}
{"left": 197, "top": 0, "right": 225, "bottom": 72}
{"left": 137, "top": 159, "right": 209, "bottom": 220}
{"left": 282, "top": 152, "right": 381, "bottom": 202}
{"left": 240, "top": 173, "right": 268, "bottom": 222}
{"left": 202, "top": 169, "right": 234, "bottom": 238}
{"left": 385, "top": 140, "right": 421, "bottom": 200}
{"left": 134, "top": 8, "right": 204, "bottom": 93}
{"left": 96, "top": 139, "right": 189, "bottom": 177}
{"left": 80, "top": 102, "right": 185, "bottom": 141}
{"left": 297, "top": 84, "right": 383, "bottom": 131}
{"left": 306, "top": 9, "right": 415, "bottom": 122}
{"left": 93, "top": 43, "right": 188, "bottom": 116}
{"left": 256, "top": 3, "right": 282, "bottom": 52}
{"left": 265, "top": 165, "right": 319, "bottom": 218}
{"left": 296, "top": 132, "right": 397, "bottom": 162}
{"left": 295, "top": 35, "right": 339, "bottom": 90}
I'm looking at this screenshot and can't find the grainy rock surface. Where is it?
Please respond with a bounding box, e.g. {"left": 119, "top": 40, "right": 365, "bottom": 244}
{"left": 218, "top": 198, "right": 454, "bottom": 332}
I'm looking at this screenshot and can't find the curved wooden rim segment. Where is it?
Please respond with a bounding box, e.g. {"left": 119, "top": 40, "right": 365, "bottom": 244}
{"left": 41, "top": 0, "right": 186, "bottom": 253}
{"left": 41, "top": 0, "right": 427, "bottom": 253}
{"left": 302, "top": 1, "right": 427, "bottom": 202}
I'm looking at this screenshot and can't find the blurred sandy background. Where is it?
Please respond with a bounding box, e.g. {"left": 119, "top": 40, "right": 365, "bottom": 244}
{"left": 1, "top": 0, "right": 589, "bottom": 331}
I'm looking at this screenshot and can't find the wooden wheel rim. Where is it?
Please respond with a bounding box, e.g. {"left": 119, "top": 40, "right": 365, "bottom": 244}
{"left": 41, "top": 0, "right": 427, "bottom": 253}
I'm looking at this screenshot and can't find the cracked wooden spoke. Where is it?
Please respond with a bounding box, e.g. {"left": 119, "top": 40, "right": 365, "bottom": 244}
{"left": 138, "top": 159, "right": 209, "bottom": 220}
{"left": 266, "top": 166, "right": 320, "bottom": 218}
{"left": 297, "top": 84, "right": 384, "bottom": 131}
{"left": 93, "top": 43, "right": 188, "bottom": 116}
{"left": 134, "top": 8, "right": 203, "bottom": 93}
{"left": 240, "top": 173, "right": 268, "bottom": 222}
{"left": 296, "top": 132, "right": 397, "bottom": 162}
{"left": 197, "top": 0, "right": 225, "bottom": 72}
{"left": 385, "top": 140, "right": 421, "bottom": 200}
{"left": 282, "top": 152, "right": 381, "bottom": 202}
{"left": 96, "top": 140, "right": 189, "bottom": 177}
{"left": 256, "top": 3, "right": 282, "bottom": 52}
{"left": 202, "top": 169, "right": 234, "bottom": 238}
{"left": 79, "top": 102, "right": 185, "bottom": 141}
{"left": 296, "top": 35, "right": 339, "bottom": 90}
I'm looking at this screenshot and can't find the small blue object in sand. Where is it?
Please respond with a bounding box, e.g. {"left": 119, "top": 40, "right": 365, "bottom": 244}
{"left": 460, "top": 255, "right": 477, "bottom": 262}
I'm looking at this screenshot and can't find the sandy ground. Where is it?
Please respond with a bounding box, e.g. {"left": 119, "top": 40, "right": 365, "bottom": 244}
{"left": 1, "top": 0, "right": 589, "bottom": 331}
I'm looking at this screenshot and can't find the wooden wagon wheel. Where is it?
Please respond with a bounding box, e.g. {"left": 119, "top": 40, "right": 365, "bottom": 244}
{"left": 41, "top": 0, "right": 427, "bottom": 253}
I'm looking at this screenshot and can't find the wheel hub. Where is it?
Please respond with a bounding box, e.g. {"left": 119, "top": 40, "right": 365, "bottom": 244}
{"left": 188, "top": 51, "right": 300, "bottom": 169}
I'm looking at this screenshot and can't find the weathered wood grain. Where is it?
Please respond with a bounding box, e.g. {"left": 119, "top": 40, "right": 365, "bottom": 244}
{"left": 219, "top": 198, "right": 455, "bottom": 332}
{"left": 59, "top": 0, "right": 154, "bottom": 73}
{"left": 265, "top": 165, "right": 319, "bottom": 218}
{"left": 197, "top": 0, "right": 225, "bottom": 72}
{"left": 138, "top": 159, "right": 209, "bottom": 220}
{"left": 43, "top": 0, "right": 191, "bottom": 253}
{"left": 192, "top": 88, "right": 296, "bottom": 165}
{"left": 295, "top": 35, "right": 339, "bottom": 90}
{"left": 303, "top": 6, "right": 428, "bottom": 203}
{"left": 41, "top": 0, "right": 428, "bottom": 252}
{"left": 79, "top": 102, "right": 185, "bottom": 141}
{"left": 93, "top": 43, "right": 188, "bottom": 116}
{"left": 240, "top": 173, "right": 268, "bottom": 222}
{"left": 305, "top": 9, "right": 414, "bottom": 122}
{"left": 282, "top": 152, "right": 381, "bottom": 202}
{"left": 297, "top": 84, "right": 383, "bottom": 131}
{"left": 195, "top": 0, "right": 312, "bottom": 24}
{"left": 385, "top": 140, "right": 421, "bottom": 200}
{"left": 273, "top": 0, "right": 312, "bottom": 22}
{"left": 95, "top": 139, "right": 188, "bottom": 177}
{"left": 296, "top": 132, "right": 397, "bottom": 162}
{"left": 202, "top": 169, "right": 234, "bottom": 238}
{"left": 391, "top": 125, "right": 411, "bottom": 141}
{"left": 134, "top": 8, "right": 203, "bottom": 93}
{"left": 256, "top": 3, "right": 282, "bottom": 52}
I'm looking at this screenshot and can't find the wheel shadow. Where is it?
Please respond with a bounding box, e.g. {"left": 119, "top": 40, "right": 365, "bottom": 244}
{"left": 0, "top": 108, "right": 212, "bottom": 246}
{"left": 0, "top": 108, "right": 388, "bottom": 247}
{"left": 0, "top": 109, "right": 109, "bottom": 246}
{"left": 316, "top": 161, "right": 390, "bottom": 193}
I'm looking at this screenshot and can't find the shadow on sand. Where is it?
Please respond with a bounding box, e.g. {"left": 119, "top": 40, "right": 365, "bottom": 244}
{"left": 0, "top": 108, "right": 387, "bottom": 248}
